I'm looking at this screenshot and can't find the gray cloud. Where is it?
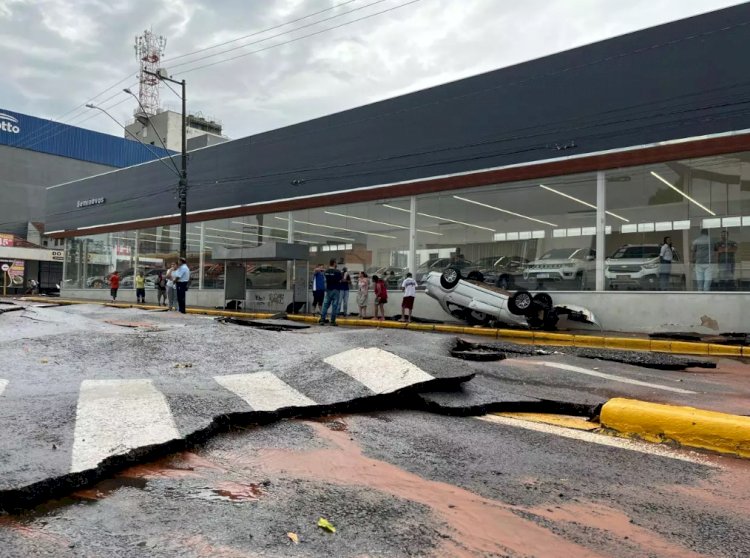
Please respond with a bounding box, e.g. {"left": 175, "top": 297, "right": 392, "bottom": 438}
{"left": 1, "top": 0, "right": 743, "bottom": 141}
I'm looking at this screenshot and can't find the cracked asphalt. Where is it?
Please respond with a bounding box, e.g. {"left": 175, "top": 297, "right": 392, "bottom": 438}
{"left": 1, "top": 299, "right": 750, "bottom": 556}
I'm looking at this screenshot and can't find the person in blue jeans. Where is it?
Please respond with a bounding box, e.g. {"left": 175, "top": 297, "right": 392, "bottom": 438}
{"left": 339, "top": 266, "right": 351, "bottom": 316}
{"left": 319, "top": 259, "right": 342, "bottom": 326}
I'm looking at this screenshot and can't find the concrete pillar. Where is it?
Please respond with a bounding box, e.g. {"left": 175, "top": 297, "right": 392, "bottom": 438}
{"left": 198, "top": 222, "right": 205, "bottom": 290}
{"left": 596, "top": 171, "right": 606, "bottom": 291}
{"left": 409, "top": 196, "right": 417, "bottom": 276}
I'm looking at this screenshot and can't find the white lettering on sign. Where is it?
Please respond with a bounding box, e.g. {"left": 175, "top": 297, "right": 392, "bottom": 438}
{"left": 0, "top": 113, "right": 20, "bottom": 134}
{"left": 76, "top": 197, "right": 106, "bottom": 208}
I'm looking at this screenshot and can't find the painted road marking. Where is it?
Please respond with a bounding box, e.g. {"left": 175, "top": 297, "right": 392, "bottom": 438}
{"left": 525, "top": 361, "right": 696, "bottom": 394}
{"left": 324, "top": 347, "right": 434, "bottom": 394}
{"left": 478, "top": 415, "right": 715, "bottom": 466}
{"left": 71, "top": 379, "right": 180, "bottom": 473}
{"left": 214, "top": 372, "right": 317, "bottom": 412}
{"left": 0, "top": 379, "right": 7, "bottom": 396}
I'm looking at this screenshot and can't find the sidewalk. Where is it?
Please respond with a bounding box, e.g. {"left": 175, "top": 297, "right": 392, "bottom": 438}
{"left": 18, "top": 295, "right": 750, "bottom": 359}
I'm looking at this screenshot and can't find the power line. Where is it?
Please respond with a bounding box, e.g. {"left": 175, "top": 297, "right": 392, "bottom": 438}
{"left": 167, "top": 0, "right": 389, "bottom": 71}
{"left": 163, "top": 0, "right": 360, "bottom": 63}
{"left": 176, "top": 0, "right": 423, "bottom": 76}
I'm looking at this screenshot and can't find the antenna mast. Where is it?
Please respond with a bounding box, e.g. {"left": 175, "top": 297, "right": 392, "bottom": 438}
{"left": 133, "top": 29, "right": 166, "bottom": 117}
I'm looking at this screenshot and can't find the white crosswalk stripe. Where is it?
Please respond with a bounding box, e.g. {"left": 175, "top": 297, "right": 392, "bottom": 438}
{"left": 214, "top": 371, "right": 317, "bottom": 411}
{"left": 324, "top": 347, "right": 434, "bottom": 394}
{"left": 0, "top": 379, "right": 7, "bottom": 396}
{"left": 71, "top": 379, "right": 181, "bottom": 473}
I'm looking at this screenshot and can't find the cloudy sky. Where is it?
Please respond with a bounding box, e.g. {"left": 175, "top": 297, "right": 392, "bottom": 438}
{"left": 1, "top": 0, "right": 744, "bottom": 140}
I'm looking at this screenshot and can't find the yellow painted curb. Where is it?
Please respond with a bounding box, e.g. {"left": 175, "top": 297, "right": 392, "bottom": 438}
{"left": 497, "top": 328, "right": 534, "bottom": 340}
{"left": 669, "top": 341, "right": 710, "bottom": 356}
{"left": 604, "top": 337, "right": 653, "bottom": 351}
{"left": 495, "top": 412, "right": 600, "bottom": 431}
{"left": 649, "top": 339, "right": 673, "bottom": 353}
{"left": 742, "top": 346, "right": 750, "bottom": 359}
{"left": 436, "top": 325, "right": 468, "bottom": 334}
{"left": 533, "top": 332, "right": 574, "bottom": 344}
{"left": 708, "top": 344, "right": 743, "bottom": 357}
{"left": 573, "top": 334, "right": 606, "bottom": 347}
{"left": 600, "top": 398, "right": 750, "bottom": 458}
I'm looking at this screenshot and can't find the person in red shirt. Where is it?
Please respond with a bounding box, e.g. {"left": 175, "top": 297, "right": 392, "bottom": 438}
{"left": 109, "top": 271, "right": 120, "bottom": 302}
{"left": 373, "top": 274, "right": 388, "bottom": 323}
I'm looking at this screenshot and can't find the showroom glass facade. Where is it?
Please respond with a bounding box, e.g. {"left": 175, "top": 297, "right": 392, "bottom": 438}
{"left": 64, "top": 151, "right": 750, "bottom": 293}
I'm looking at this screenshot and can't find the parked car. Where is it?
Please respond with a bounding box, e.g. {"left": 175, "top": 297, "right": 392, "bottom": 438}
{"left": 523, "top": 248, "right": 595, "bottom": 289}
{"left": 471, "top": 256, "right": 529, "bottom": 289}
{"left": 415, "top": 257, "right": 474, "bottom": 284}
{"left": 119, "top": 275, "right": 158, "bottom": 289}
{"left": 605, "top": 244, "right": 686, "bottom": 290}
{"left": 423, "top": 268, "right": 598, "bottom": 329}
{"left": 375, "top": 266, "right": 408, "bottom": 289}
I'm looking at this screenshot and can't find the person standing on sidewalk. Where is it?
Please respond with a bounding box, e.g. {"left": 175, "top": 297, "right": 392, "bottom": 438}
{"left": 156, "top": 272, "right": 167, "bottom": 306}
{"left": 659, "top": 236, "right": 675, "bottom": 291}
{"left": 339, "top": 266, "right": 351, "bottom": 317}
{"left": 173, "top": 258, "right": 190, "bottom": 314}
{"left": 319, "top": 259, "right": 342, "bottom": 326}
{"left": 400, "top": 272, "right": 417, "bottom": 322}
{"left": 109, "top": 270, "right": 120, "bottom": 302}
{"left": 373, "top": 274, "right": 388, "bottom": 322}
{"left": 311, "top": 263, "right": 325, "bottom": 316}
{"left": 135, "top": 271, "right": 146, "bottom": 304}
{"left": 165, "top": 263, "right": 177, "bottom": 310}
{"left": 357, "top": 271, "right": 370, "bottom": 318}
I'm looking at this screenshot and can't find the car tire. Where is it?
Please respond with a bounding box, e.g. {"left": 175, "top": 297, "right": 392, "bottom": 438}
{"left": 91, "top": 279, "right": 103, "bottom": 288}
{"left": 440, "top": 267, "right": 461, "bottom": 289}
{"left": 507, "top": 289, "right": 533, "bottom": 315}
{"left": 532, "top": 292, "right": 553, "bottom": 311}
{"left": 466, "top": 270, "right": 484, "bottom": 282}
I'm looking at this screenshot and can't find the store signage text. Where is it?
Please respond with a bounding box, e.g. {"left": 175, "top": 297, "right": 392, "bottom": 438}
{"left": 0, "top": 113, "right": 20, "bottom": 134}
{"left": 76, "top": 197, "right": 106, "bottom": 208}
{"left": 0, "top": 233, "right": 13, "bottom": 247}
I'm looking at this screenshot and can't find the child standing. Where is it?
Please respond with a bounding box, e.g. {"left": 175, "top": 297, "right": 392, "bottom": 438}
{"left": 109, "top": 271, "right": 120, "bottom": 302}
{"left": 400, "top": 272, "right": 417, "bottom": 323}
{"left": 135, "top": 271, "right": 146, "bottom": 304}
{"left": 373, "top": 275, "right": 388, "bottom": 322}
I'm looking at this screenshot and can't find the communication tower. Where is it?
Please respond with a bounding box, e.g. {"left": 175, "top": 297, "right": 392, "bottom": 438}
{"left": 133, "top": 30, "right": 166, "bottom": 117}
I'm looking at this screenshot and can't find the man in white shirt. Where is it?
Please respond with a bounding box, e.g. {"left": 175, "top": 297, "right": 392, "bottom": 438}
{"left": 400, "top": 272, "right": 417, "bottom": 323}
{"left": 173, "top": 257, "right": 191, "bottom": 314}
{"left": 659, "top": 236, "right": 674, "bottom": 291}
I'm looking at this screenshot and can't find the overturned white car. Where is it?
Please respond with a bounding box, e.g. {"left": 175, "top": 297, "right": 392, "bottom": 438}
{"left": 423, "top": 268, "right": 598, "bottom": 330}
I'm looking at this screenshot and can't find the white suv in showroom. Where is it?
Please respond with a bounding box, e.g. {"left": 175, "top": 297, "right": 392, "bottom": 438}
{"left": 523, "top": 248, "right": 596, "bottom": 289}
{"left": 605, "top": 244, "right": 686, "bottom": 290}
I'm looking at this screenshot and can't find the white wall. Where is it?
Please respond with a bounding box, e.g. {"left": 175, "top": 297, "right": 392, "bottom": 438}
{"left": 59, "top": 288, "right": 744, "bottom": 333}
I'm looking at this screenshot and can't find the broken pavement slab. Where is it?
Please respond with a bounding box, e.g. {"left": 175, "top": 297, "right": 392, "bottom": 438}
{"left": 0, "top": 305, "right": 475, "bottom": 511}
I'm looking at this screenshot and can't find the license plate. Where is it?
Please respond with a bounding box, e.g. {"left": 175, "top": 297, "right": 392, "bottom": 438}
{"left": 537, "top": 273, "right": 550, "bottom": 279}
{"left": 617, "top": 275, "right": 630, "bottom": 279}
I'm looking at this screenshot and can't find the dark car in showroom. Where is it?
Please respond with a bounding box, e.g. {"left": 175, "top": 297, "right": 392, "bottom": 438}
{"left": 472, "top": 256, "right": 529, "bottom": 289}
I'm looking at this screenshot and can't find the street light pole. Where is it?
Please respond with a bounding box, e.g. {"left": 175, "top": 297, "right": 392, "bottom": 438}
{"left": 144, "top": 69, "right": 188, "bottom": 260}
{"left": 179, "top": 78, "right": 187, "bottom": 261}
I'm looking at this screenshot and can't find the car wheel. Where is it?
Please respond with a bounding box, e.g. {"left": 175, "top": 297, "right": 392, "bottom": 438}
{"left": 466, "top": 310, "right": 490, "bottom": 327}
{"left": 440, "top": 267, "right": 461, "bottom": 289}
{"left": 466, "top": 270, "right": 484, "bottom": 282}
{"left": 91, "top": 279, "right": 103, "bottom": 288}
{"left": 507, "top": 289, "right": 533, "bottom": 315}
{"left": 532, "top": 292, "right": 553, "bottom": 311}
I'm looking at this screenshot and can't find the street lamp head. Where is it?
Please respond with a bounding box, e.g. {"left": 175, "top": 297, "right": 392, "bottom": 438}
{"left": 123, "top": 88, "right": 134, "bottom": 95}
{"left": 85, "top": 103, "right": 96, "bottom": 109}
{"left": 157, "top": 68, "right": 169, "bottom": 79}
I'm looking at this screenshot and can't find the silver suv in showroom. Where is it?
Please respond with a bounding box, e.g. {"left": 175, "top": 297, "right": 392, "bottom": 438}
{"left": 523, "top": 248, "right": 596, "bottom": 289}
{"left": 605, "top": 244, "right": 686, "bottom": 290}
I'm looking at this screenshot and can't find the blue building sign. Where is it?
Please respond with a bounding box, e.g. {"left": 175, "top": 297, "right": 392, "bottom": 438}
{"left": 0, "top": 108, "right": 172, "bottom": 168}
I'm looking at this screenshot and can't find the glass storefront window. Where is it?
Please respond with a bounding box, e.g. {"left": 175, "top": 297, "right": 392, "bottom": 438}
{"left": 415, "top": 173, "right": 598, "bottom": 291}
{"left": 606, "top": 153, "right": 750, "bottom": 291}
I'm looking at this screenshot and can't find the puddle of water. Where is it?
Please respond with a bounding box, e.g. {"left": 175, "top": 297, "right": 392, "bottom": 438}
{"left": 214, "top": 420, "right": 607, "bottom": 558}
{"left": 187, "top": 482, "right": 264, "bottom": 503}
{"left": 72, "top": 477, "right": 148, "bottom": 501}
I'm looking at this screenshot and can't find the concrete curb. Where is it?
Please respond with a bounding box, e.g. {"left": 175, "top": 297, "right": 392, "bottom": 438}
{"left": 18, "top": 297, "right": 747, "bottom": 357}
{"left": 600, "top": 398, "right": 750, "bottom": 459}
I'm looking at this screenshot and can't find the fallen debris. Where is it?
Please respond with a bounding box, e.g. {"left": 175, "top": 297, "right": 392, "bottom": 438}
{"left": 317, "top": 518, "right": 336, "bottom": 533}
{"left": 453, "top": 338, "right": 715, "bottom": 370}
{"left": 215, "top": 316, "right": 310, "bottom": 331}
